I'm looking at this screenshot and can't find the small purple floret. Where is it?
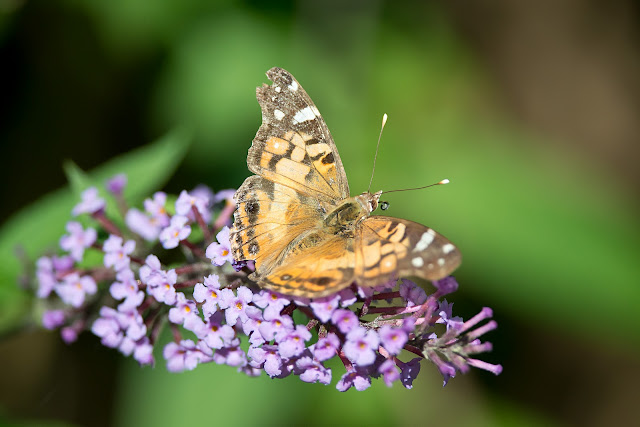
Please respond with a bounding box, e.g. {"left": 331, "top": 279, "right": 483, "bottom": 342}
{"left": 159, "top": 215, "right": 191, "bottom": 249}
{"left": 106, "top": 174, "right": 127, "bottom": 195}
{"left": 59, "top": 221, "right": 97, "bottom": 262}
{"left": 205, "top": 226, "right": 234, "bottom": 266}
{"left": 72, "top": 187, "right": 105, "bottom": 216}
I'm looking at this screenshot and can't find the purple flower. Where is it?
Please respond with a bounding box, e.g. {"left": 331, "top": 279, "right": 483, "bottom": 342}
{"left": 159, "top": 215, "right": 191, "bottom": 249}
{"left": 147, "top": 268, "right": 177, "bottom": 305}
{"left": 125, "top": 209, "right": 160, "bottom": 241}
{"left": 310, "top": 294, "right": 340, "bottom": 323}
{"left": 191, "top": 185, "right": 215, "bottom": 206}
{"left": 399, "top": 358, "right": 422, "bottom": 389}
{"left": 343, "top": 327, "right": 380, "bottom": 366}
{"left": 259, "top": 308, "right": 294, "bottom": 342}
{"left": 103, "top": 235, "right": 136, "bottom": 272}
{"left": 253, "top": 289, "right": 290, "bottom": 312}
{"left": 110, "top": 269, "right": 144, "bottom": 311}
{"left": 133, "top": 337, "right": 154, "bottom": 366}
{"left": 175, "top": 190, "right": 211, "bottom": 223}
{"left": 92, "top": 307, "right": 124, "bottom": 348}
{"left": 106, "top": 174, "right": 127, "bottom": 195}
{"left": 144, "top": 192, "right": 170, "bottom": 227}
{"left": 378, "top": 325, "right": 408, "bottom": 356}
{"left": 61, "top": 326, "right": 79, "bottom": 344}
{"left": 139, "top": 254, "right": 162, "bottom": 283}
{"left": 59, "top": 221, "right": 97, "bottom": 262}
{"left": 213, "top": 189, "right": 235, "bottom": 204}
{"left": 205, "top": 226, "right": 233, "bottom": 266}
{"left": 248, "top": 345, "right": 284, "bottom": 377}
{"left": 72, "top": 187, "right": 105, "bottom": 216}
{"left": 313, "top": 332, "right": 340, "bottom": 361}
{"left": 240, "top": 305, "right": 264, "bottom": 336}
{"left": 336, "top": 369, "right": 371, "bottom": 392}
{"left": 193, "top": 274, "right": 222, "bottom": 318}
{"left": 331, "top": 309, "right": 358, "bottom": 334}
{"left": 198, "top": 312, "right": 236, "bottom": 349}
{"left": 399, "top": 279, "right": 427, "bottom": 307}
{"left": 55, "top": 273, "right": 97, "bottom": 307}
{"left": 118, "top": 309, "right": 147, "bottom": 341}
{"left": 278, "top": 325, "right": 312, "bottom": 358}
{"left": 42, "top": 310, "right": 65, "bottom": 330}
{"left": 52, "top": 255, "right": 74, "bottom": 272}
{"left": 296, "top": 357, "right": 332, "bottom": 385}
{"left": 212, "top": 338, "right": 247, "bottom": 367}
{"left": 436, "top": 299, "right": 464, "bottom": 331}
{"left": 168, "top": 293, "right": 199, "bottom": 325}
{"left": 219, "top": 286, "right": 253, "bottom": 326}
{"left": 378, "top": 359, "right": 400, "bottom": 387}
{"left": 36, "top": 257, "right": 57, "bottom": 298}
{"left": 164, "top": 340, "right": 213, "bottom": 373}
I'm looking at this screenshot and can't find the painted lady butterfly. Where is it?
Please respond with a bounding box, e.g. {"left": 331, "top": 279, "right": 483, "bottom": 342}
{"left": 230, "top": 67, "right": 461, "bottom": 297}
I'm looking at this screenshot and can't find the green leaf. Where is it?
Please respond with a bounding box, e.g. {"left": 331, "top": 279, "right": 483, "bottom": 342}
{"left": 0, "top": 130, "right": 190, "bottom": 333}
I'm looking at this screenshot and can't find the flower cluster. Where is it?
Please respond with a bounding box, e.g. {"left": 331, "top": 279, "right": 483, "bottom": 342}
{"left": 32, "top": 174, "right": 501, "bottom": 391}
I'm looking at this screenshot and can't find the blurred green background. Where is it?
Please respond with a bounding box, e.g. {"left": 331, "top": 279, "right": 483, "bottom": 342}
{"left": 1, "top": 0, "right": 639, "bottom": 426}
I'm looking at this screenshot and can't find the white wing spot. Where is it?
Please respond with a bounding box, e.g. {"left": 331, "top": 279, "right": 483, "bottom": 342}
{"left": 273, "top": 142, "right": 280, "bottom": 149}
{"left": 275, "top": 86, "right": 281, "bottom": 93}
{"left": 437, "top": 258, "right": 445, "bottom": 266}
{"left": 412, "top": 257, "right": 424, "bottom": 268}
{"left": 311, "top": 105, "right": 320, "bottom": 116}
{"left": 443, "top": 243, "right": 455, "bottom": 254}
{"left": 414, "top": 232, "right": 434, "bottom": 252}
{"left": 292, "top": 106, "right": 316, "bottom": 124}
{"left": 288, "top": 80, "right": 299, "bottom": 91}
{"left": 274, "top": 109, "right": 285, "bottom": 121}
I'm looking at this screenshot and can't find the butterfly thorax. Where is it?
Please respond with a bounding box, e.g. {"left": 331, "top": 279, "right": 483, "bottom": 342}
{"left": 323, "top": 191, "right": 382, "bottom": 236}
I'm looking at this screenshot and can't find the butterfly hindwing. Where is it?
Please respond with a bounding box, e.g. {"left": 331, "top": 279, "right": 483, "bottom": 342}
{"left": 254, "top": 231, "right": 356, "bottom": 298}
{"left": 355, "top": 216, "right": 461, "bottom": 287}
{"left": 248, "top": 67, "right": 349, "bottom": 206}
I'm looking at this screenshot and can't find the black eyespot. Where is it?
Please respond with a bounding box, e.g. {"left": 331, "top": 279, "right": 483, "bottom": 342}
{"left": 381, "top": 201, "right": 390, "bottom": 210}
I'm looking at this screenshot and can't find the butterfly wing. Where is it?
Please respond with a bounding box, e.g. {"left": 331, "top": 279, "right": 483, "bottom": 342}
{"left": 355, "top": 216, "right": 461, "bottom": 287}
{"left": 231, "top": 67, "right": 350, "bottom": 279}
{"left": 249, "top": 67, "right": 349, "bottom": 205}
{"left": 253, "top": 230, "right": 356, "bottom": 298}
{"left": 231, "top": 175, "right": 324, "bottom": 276}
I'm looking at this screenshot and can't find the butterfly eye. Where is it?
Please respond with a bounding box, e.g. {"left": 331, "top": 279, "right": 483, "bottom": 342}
{"left": 380, "top": 201, "right": 390, "bottom": 210}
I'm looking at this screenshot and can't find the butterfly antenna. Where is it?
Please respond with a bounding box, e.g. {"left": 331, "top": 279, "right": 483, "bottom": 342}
{"left": 368, "top": 113, "right": 388, "bottom": 193}
{"left": 381, "top": 179, "right": 450, "bottom": 194}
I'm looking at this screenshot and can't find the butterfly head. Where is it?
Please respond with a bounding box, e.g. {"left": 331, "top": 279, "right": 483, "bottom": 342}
{"left": 356, "top": 190, "right": 383, "bottom": 214}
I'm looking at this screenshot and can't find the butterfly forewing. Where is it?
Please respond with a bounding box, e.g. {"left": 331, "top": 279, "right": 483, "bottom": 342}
{"left": 355, "top": 216, "right": 461, "bottom": 287}
{"left": 248, "top": 67, "right": 349, "bottom": 205}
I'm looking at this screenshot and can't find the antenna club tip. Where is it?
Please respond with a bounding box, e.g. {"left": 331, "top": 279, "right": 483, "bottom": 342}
{"left": 382, "top": 113, "right": 388, "bottom": 125}
{"left": 439, "top": 179, "right": 450, "bottom": 185}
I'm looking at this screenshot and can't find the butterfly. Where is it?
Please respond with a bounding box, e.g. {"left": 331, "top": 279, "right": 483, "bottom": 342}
{"left": 230, "top": 67, "right": 461, "bottom": 298}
